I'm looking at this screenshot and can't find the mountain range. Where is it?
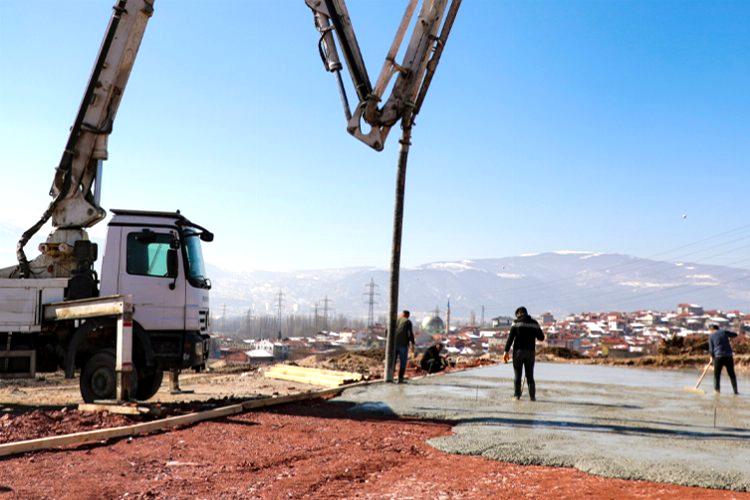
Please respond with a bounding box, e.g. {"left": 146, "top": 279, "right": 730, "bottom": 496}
{"left": 207, "top": 251, "right": 750, "bottom": 320}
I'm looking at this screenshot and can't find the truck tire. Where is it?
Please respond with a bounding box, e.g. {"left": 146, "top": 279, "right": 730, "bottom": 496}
{"left": 136, "top": 368, "right": 164, "bottom": 400}
{"left": 79, "top": 350, "right": 138, "bottom": 403}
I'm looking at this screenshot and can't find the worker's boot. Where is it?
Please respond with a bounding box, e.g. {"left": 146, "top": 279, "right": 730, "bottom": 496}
{"left": 169, "top": 369, "right": 194, "bottom": 395}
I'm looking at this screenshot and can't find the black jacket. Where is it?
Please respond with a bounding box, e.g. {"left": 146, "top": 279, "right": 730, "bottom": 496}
{"left": 420, "top": 345, "right": 446, "bottom": 369}
{"left": 394, "top": 317, "right": 415, "bottom": 348}
{"left": 505, "top": 315, "right": 545, "bottom": 353}
{"left": 709, "top": 329, "right": 737, "bottom": 358}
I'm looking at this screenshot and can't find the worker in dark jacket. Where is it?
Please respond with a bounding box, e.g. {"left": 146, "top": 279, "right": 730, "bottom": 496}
{"left": 420, "top": 343, "right": 449, "bottom": 374}
{"left": 708, "top": 324, "right": 739, "bottom": 394}
{"left": 393, "top": 310, "right": 415, "bottom": 383}
{"left": 503, "top": 306, "right": 545, "bottom": 400}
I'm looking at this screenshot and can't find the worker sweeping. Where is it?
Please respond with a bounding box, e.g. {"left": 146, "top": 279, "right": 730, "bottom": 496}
{"left": 503, "top": 307, "right": 545, "bottom": 401}
{"left": 708, "top": 324, "right": 739, "bottom": 395}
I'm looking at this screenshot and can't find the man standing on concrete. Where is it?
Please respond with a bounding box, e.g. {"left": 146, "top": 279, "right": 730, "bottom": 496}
{"left": 503, "top": 306, "right": 545, "bottom": 401}
{"left": 708, "top": 324, "right": 739, "bottom": 395}
{"left": 394, "top": 310, "right": 415, "bottom": 384}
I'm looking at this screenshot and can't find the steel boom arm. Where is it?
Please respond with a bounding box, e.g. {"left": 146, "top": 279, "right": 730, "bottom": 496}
{"left": 15, "top": 0, "right": 154, "bottom": 277}
{"left": 305, "top": 0, "right": 461, "bottom": 151}
{"left": 52, "top": 0, "right": 154, "bottom": 228}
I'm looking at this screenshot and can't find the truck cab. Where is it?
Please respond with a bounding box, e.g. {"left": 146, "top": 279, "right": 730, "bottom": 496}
{"left": 103, "top": 209, "right": 210, "bottom": 346}
{"left": 94, "top": 209, "right": 212, "bottom": 397}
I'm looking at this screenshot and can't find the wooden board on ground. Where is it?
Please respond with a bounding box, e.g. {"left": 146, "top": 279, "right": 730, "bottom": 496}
{"left": 264, "top": 364, "right": 364, "bottom": 388}
{"left": 78, "top": 403, "right": 162, "bottom": 416}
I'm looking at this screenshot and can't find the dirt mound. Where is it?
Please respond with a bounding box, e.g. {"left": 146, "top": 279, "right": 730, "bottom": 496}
{"left": 538, "top": 346, "right": 585, "bottom": 359}
{"left": 293, "top": 349, "right": 385, "bottom": 378}
{"left": 320, "top": 351, "right": 383, "bottom": 377}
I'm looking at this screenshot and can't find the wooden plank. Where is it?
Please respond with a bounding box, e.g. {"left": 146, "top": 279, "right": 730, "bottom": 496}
{"left": 0, "top": 379, "right": 376, "bottom": 459}
{"left": 77, "top": 403, "right": 158, "bottom": 416}
{"left": 267, "top": 364, "right": 363, "bottom": 381}
{"left": 264, "top": 371, "right": 342, "bottom": 388}
{"left": 280, "top": 365, "right": 362, "bottom": 379}
{"left": 264, "top": 367, "right": 351, "bottom": 382}
{"left": 264, "top": 367, "right": 357, "bottom": 386}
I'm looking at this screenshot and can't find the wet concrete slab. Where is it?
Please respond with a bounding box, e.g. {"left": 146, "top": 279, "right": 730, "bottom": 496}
{"left": 335, "top": 363, "right": 750, "bottom": 491}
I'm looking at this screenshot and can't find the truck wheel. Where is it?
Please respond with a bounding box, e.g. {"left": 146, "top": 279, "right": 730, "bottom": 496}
{"left": 79, "top": 350, "right": 138, "bottom": 403}
{"left": 136, "top": 368, "right": 164, "bottom": 400}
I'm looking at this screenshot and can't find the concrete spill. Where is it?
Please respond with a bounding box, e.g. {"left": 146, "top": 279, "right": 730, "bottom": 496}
{"left": 335, "top": 363, "right": 750, "bottom": 491}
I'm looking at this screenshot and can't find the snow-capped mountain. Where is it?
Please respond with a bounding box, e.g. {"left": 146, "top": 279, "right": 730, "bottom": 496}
{"left": 207, "top": 251, "right": 750, "bottom": 318}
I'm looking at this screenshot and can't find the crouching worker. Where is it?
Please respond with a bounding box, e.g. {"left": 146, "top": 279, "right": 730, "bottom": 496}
{"left": 503, "top": 306, "right": 545, "bottom": 401}
{"left": 420, "top": 343, "right": 449, "bottom": 374}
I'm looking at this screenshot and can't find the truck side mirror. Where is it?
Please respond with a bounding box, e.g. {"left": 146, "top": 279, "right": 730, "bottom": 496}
{"left": 167, "top": 248, "right": 178, "bottom": 289}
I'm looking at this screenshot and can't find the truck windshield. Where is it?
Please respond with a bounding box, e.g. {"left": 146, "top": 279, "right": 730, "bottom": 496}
{"left": 183, "top": 232, "right": 210, "bottom": 289}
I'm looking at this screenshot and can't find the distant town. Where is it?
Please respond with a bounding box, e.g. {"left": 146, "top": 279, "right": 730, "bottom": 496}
{"left": 210, "top": 302, "right": 747, "bottom": 365}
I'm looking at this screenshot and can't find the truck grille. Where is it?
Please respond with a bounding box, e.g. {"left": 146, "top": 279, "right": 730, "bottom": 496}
{"left": 198, "top": 309, "right": 209, "bottom": 332}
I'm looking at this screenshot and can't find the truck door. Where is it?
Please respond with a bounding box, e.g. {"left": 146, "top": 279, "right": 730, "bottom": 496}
{"left": 118, "top": 229, "right": 186, "bottom": 331}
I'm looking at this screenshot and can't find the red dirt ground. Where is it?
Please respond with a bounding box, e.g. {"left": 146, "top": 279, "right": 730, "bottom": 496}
{"left": 0, "top": 408, "right": 132, "bottom": 445}
{"left": 0, "top": 399, "right": 743, "bottom": 499}
{"left": 0, "top": 397, "right": 258, "bottom": 445}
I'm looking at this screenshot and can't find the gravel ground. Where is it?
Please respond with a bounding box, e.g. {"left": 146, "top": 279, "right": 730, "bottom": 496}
{"left": 335, "top": 362, "right": 750, "bottom": 491}
{"left": 0, "top": 367, "right": 313, "bottom": 410}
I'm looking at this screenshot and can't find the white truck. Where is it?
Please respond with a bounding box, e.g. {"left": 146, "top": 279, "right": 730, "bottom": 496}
{"left": 0, "top": 1, "right": 211, "bottom": 402}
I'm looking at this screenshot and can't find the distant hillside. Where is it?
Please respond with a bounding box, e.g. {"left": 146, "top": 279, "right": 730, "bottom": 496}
{"left": 207, "top": 251, "right": 750, "bottom": 319}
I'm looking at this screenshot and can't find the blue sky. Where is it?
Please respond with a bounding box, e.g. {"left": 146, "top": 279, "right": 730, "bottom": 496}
{"left": 1, "top": 0, "right": 748, "bottom": 272}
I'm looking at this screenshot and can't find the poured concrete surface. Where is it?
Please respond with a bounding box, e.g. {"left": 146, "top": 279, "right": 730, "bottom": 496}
{"left": 335, "top": 363, "right": 750, "bottom": 491}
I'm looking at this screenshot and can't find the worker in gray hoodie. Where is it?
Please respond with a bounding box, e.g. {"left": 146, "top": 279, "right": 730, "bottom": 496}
{"left": 708, "top": 324, "right": 739, "bottom": 395}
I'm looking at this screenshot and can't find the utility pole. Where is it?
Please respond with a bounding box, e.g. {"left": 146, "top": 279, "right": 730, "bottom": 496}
{"left": 481, "top": 305, "right": 485, "bottom": 327}
{"left": 275, "top": 290, "right": 284, "bottom": 340}
{"left": 363, "top": 278, "right": 379, "bottom": 330}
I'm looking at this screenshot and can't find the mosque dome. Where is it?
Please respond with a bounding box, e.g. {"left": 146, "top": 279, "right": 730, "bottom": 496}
{"left": 421, "top": 314, "right": 445, "bottom": 334}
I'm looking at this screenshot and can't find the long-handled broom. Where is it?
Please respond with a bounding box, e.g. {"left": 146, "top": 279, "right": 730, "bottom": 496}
{"left": 683, "top": 360, "right": 712, "bottom": 395}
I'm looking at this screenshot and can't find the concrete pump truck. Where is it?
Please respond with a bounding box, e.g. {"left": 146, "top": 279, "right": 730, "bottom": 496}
{"left": 0, "top": 1, "right": 211, "bottom": 402}
{"left": 0, "top": 0, "right": 460, "bottom": 401}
